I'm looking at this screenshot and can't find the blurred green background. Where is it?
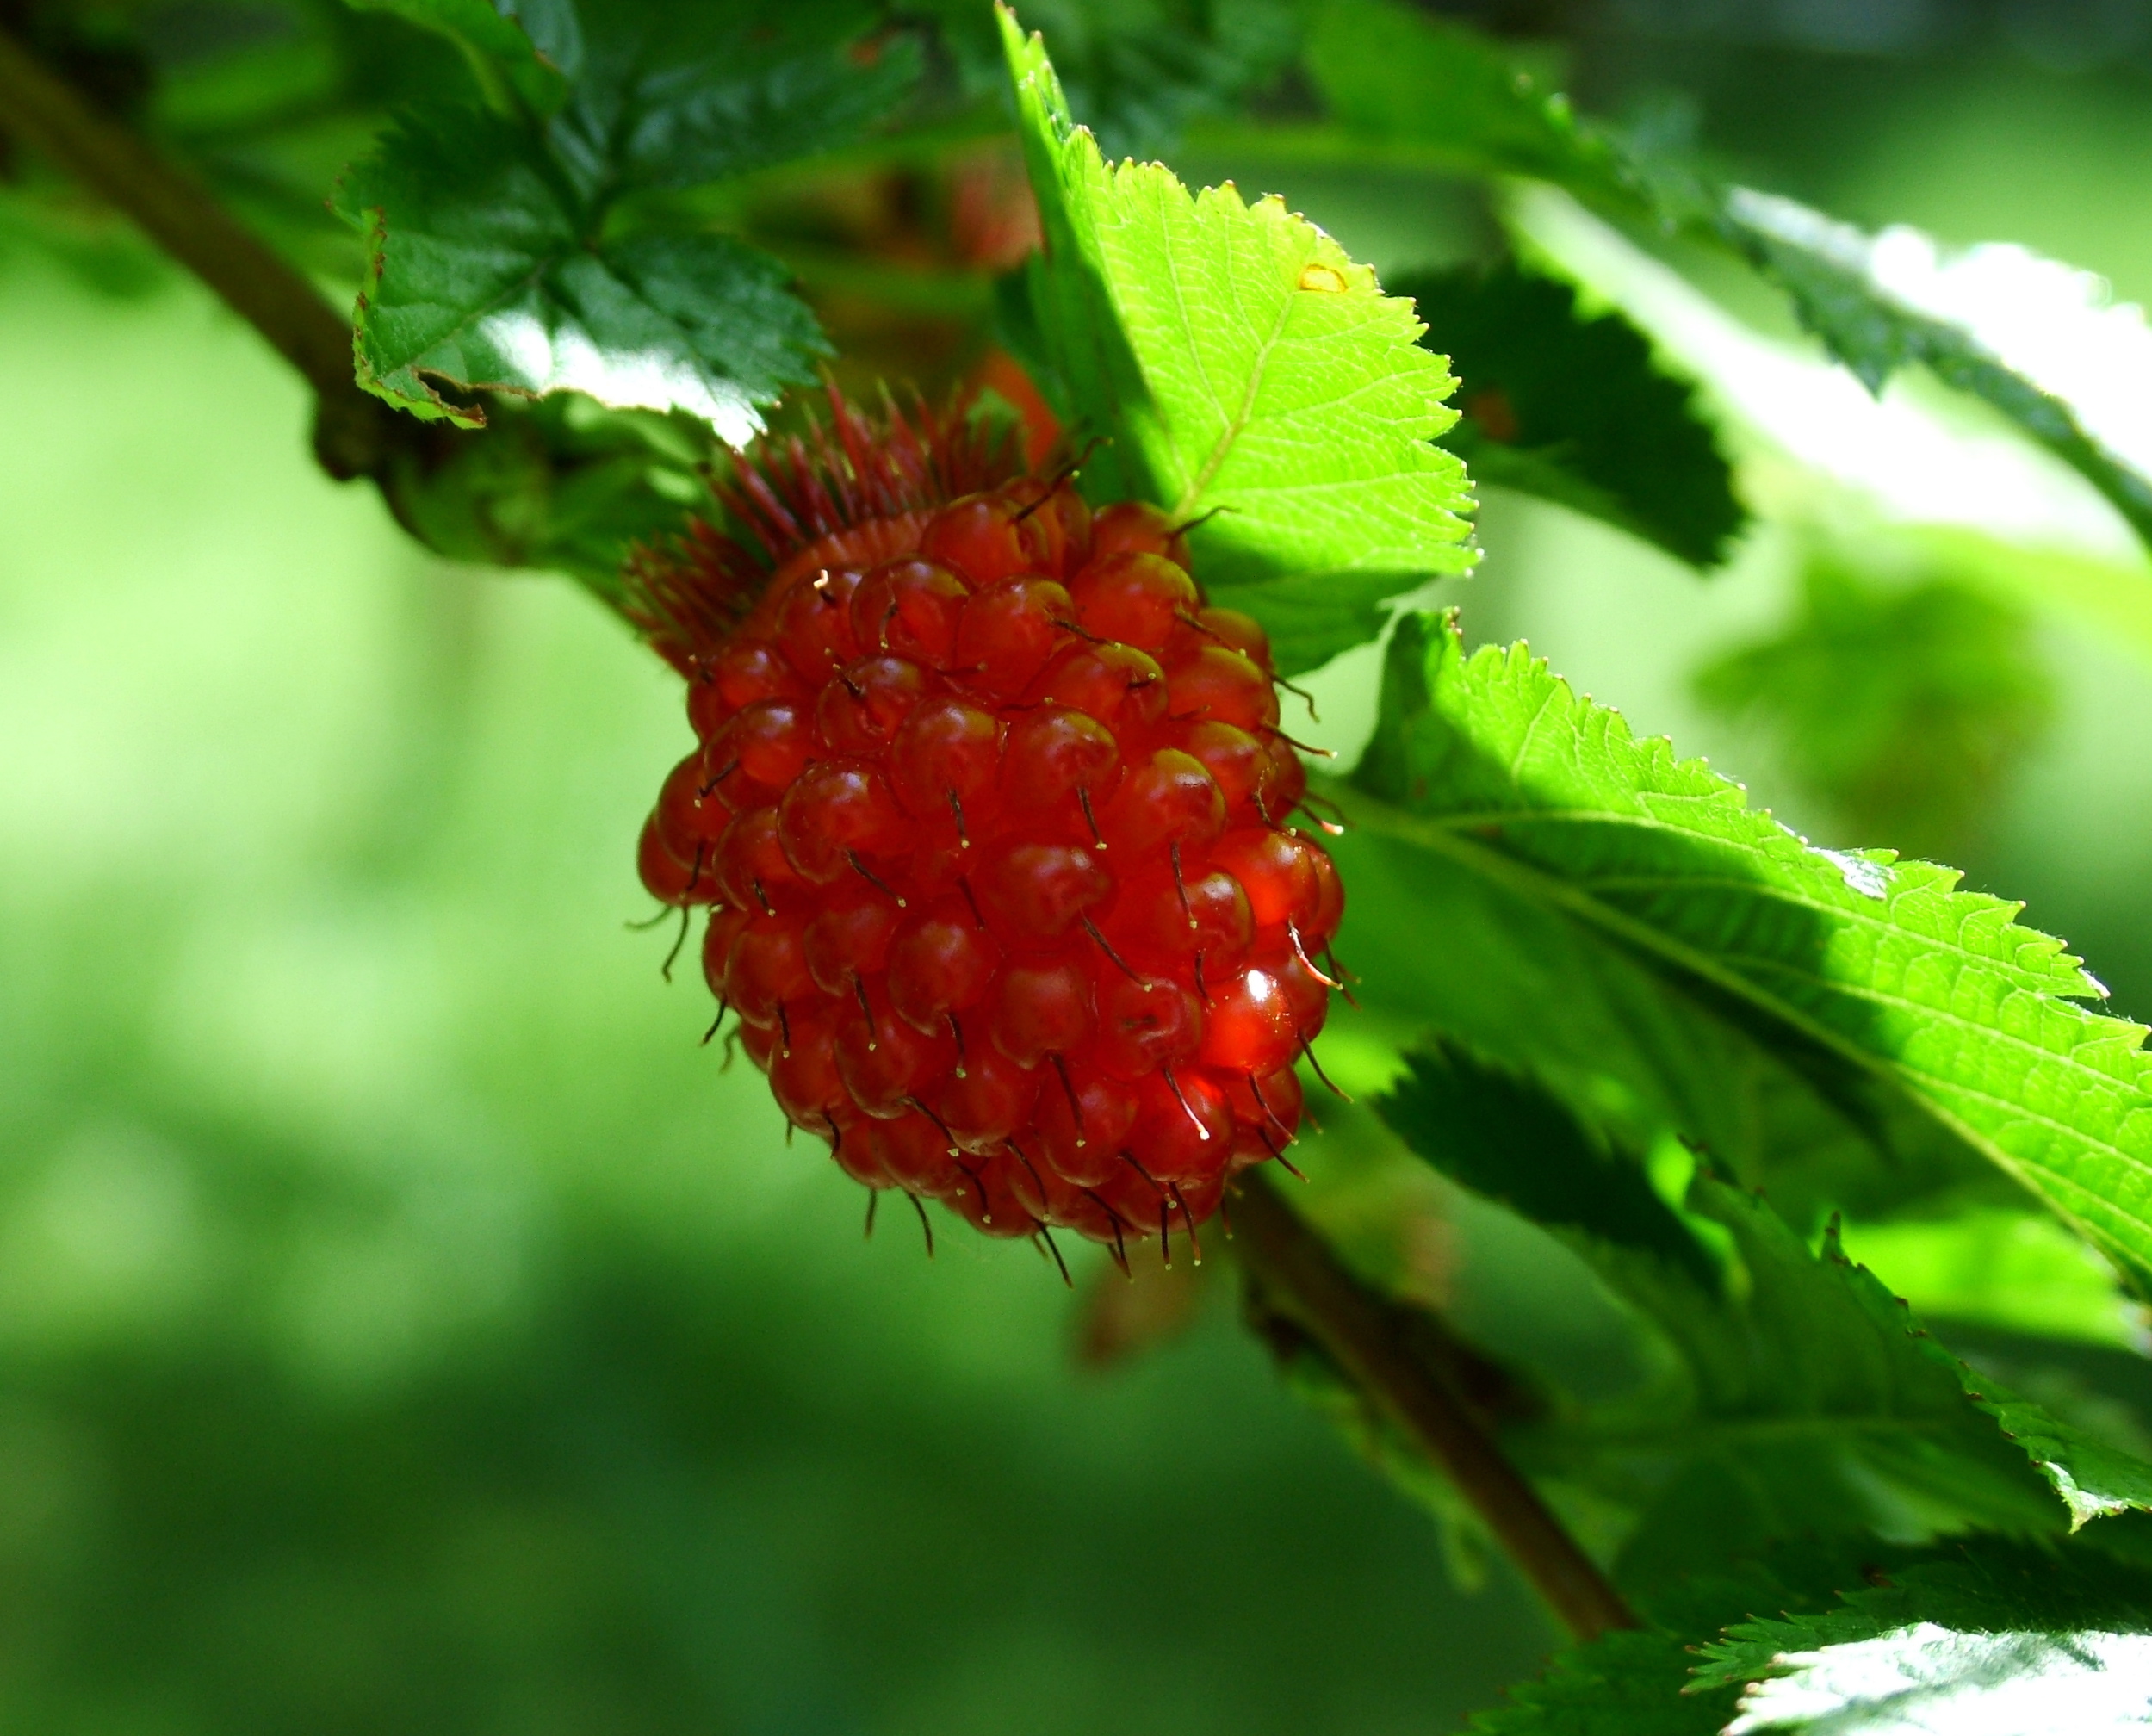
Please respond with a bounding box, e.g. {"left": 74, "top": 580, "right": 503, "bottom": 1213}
{"left": 11, "top": 9, "right": 2152, "bottom": 1730}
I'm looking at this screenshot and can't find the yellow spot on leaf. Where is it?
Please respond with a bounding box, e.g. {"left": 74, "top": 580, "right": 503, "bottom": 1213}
{"left": 1298, "top": 263, "right": 1349, "bottom": 294}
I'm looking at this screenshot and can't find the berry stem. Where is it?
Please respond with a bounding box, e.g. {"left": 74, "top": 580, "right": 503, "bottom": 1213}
{"left": 1229, "top": 1170, "right": 1639, "bottom": 1645}
{"left": 0, "top": 24, "right": 400, "bottom": 480}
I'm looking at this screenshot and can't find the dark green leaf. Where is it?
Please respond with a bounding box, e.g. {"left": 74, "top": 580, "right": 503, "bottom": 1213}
{"left": 1479, "top": 1541, "right": 2152, "bottom": 1736}
{"left": 1395, "top": 262, "right": 1745, "bottom": 568}
{"left": 1466, "top": 1628, "right": 1726, "bottom": 1734}
{"left": 1304, "top": 0, "right": 1632, "bottom": 202}
{"left": 1308, "top": 0, "right": 2152, "bottom": 559}
{"left": 335, "top": 106, "right": 826, "bottom": 432}
{"left": 1002, "top": 7, "right": 1476, "bottom": 674}
{"left": 1694, "top": 551, "right": 2056, "bottom": 863}
{"left": 1521, "top": 1179, "right": 2063, "bottom": 1585}
{"left": 1344, "top": 610, "right": 2152, "bottom": 1293}
{"left": 1380, "top": 1049, "right": 2152, "bottom": 1562}
{"left": 341, "top": 0, "right": 571, "bottom": 114}
{"left": 1370, "top": 1042, "right": 2089, "bottom": 1581}
{"left": 333, "top": 0, "right": 916, "bottom": 431}
{"left": 1374, "top": 1041, "right": 1719, "bottom": 1288}
{"left": 547, "top": 1, "right": 919, "bottom": 197}
{"left": 924, "top": 0, "right": 1299, "bottom": 157}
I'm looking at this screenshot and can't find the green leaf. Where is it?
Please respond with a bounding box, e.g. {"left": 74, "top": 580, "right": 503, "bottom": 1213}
{"left": 1346, "top": 610, "right": 2152, "bottom": 1294}
{"left": 1386, "top": 1052, "right": 2152, "bottom": 1561}
{"left": 1818, "top": 1224, "right": 2152, "bottom": 1534}
{"left": 1307, "top": 0, "right": 2152, "bottom": 560}
{"left": 1695, "top": 549, "right": 2056, "bottom": 864}
{"left": 1001, "top": 5, "right": 1476, "bottom": 675}
{"left": 1479, "top": 1541, "right": 2152, "bottom": 1736}
{"left": 1375, "top": 1042, "right": 1720, "bottom": 1288}
{"left": 341, "top": 0, "right": 573, "bottom": 114}
{"left": 1692, "top": 1544, "right": 2152, "bottom": 1734}
{"left": 1375, "top": 1047, "right": 2071, "bottom": 1576}
{"left": 1721, "top": 190, "right": 2152, "bottom": 552}
{"left": 1392, "top": 262, "right": 1744, "bottom": 568}
{"left": 1839, "top": 1212, "right": 2136, "bottom": 1348}
{"left": 1304, "top": 0, "right": 1632, "bottom": 203}
{"left": 1550, "top": 1181, "right": 2063, "bottom": 1581}
{"left": 1326, "top": 809, "right": 1957, "bottom": 1232}
{"left": 548, "top": 1, "right": 920, "bottom": 197}
{"left": 334, "top": 0, "right": 917, "bottom": 432}
{"left": 1466, "top": 1627, "right": 1726, "bottom": 1734}
{"left": 923, "top": 0, "right": 1299, "bottom": 157}
{"left": 335, "top": 106, "right": 827, "bottom": 434}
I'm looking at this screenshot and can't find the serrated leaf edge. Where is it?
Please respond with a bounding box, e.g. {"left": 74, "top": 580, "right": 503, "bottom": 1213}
{"left": 1347, "top": 612, "right": 2152, "bottom": 1276}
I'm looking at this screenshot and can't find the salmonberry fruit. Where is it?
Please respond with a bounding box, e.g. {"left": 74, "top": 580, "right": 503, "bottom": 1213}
{"left": 626, "top": 388, "right": 1340, "bottom": 1264}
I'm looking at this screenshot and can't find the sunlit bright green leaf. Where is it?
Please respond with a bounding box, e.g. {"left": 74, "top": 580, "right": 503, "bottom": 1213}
{"left": 1001, "top": 5, "right": 1475, "bottom": 674}
{"left": 1348, "top": 610, "right": 2152, "bottom": 1293}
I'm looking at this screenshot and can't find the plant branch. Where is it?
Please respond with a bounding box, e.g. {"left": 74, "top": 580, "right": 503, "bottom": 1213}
{"left": 1230, "top": 1169, "right": 1640, "bottom": 1644}
{"left": 0, "top": 22, "right": 400, "bottom": 479}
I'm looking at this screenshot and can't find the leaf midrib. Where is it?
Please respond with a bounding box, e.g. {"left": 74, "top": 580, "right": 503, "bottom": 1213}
{"left": 1336, "top": 783, "right": 2152, "bottom": 1263}
{"left": 1170, "top": 252, "right": 1297, "bottom": 519}
{"left": 1420, "top": 804, "right": 2102, "bottom": 999}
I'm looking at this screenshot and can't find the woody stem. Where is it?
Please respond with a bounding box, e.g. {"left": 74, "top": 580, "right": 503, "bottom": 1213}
{"left": 1230, "top": 1169, "right": 1640, "bottom": 1644}
{"left": 0, "top": 23, "right": 399, "bottom": 479}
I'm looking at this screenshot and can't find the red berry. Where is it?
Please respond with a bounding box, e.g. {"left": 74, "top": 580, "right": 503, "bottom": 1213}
{"left": 714, "top": 699, "right": 813, "bottom": 795}
{"left": 773, "top": 568, "right": 864, "bottom": 679}
{"left": 638, "top": 812, "right": 712, "bottom": 904}
{"left": 1098, "top": 748, "right": 1225, "bottom": 855}
{"left": 921, "top": 488, "right": 1052, "bottom": 584}
{"left": 802, "top": 888, "right": 900, "bottom": 994}
{"left": 1040, "top": 642, "right": 1169, "bottom": 735}
{"left": 836, "top": 979, "right": 957, "bottom": 1118}
{"left": 851, "top": 558, "right": 971, "bottom": 666}
{"left": 931, "top": 1035, "right": 1039, "bottom": 1154}
{"left": 624, "top": 385, "right": 1338, "bottom": 1250}
{"left": 714, "top": 807, "right": 800, "bottom": 915}
{"left": 1067, "top": 551, "right": 1199, "bottom": 652}
{"left": 870, "top": 1110, "right": 963, "bottom": 1195}
{"left": 816, "top": 655, "right": 927, "bottom": 753}
{"left": 1163, "top": 644, "right": 1281, "bottom": 730}
{"left": 1001, "top": 706, "right": 1121, "bottom": 833}
{"left": 974, "top": 841, "right": 1113, "bottom": 942}
{"left": 1094, "top": 974, "right": 1204, "bottom": 1080}
{"left": 953, "top": 576, "right": 1073, "bottom": 697}
{"left": 990, "top": 954, "right": 1095, "bottom": 1067}
{"left": 888, "top": 900, "right": 999, "bottom": 1028}
{"left": 1088, "top": 500, "right": 1187, "bottom": 567}
{"left": 1198, "top": 961, "right": 1299, "bottom": 1074}
{"left": 777, "top": 761, "right": 907, "bottom": 884}
{"left": 889, "top": 698, "right": 1001, "bottom": 826}
{"left": 723, "top": 912, "right": 813, "bottom": 1026}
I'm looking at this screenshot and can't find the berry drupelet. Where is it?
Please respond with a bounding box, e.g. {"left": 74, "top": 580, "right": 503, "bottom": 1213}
{"left": 628, "top": 388, "right": 1340, "bottom": 1267}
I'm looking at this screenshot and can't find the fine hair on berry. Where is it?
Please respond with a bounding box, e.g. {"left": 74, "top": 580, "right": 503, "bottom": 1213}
{"left": 629, "top": 384, "right": 1339, "bottom": 1261}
